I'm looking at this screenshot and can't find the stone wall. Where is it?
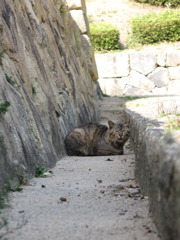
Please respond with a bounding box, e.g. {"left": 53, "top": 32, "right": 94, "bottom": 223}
{"left": 67, "top": 0, "right": 98, "bottom": 81}
{"left": 0, "top": 0, "right": 99, "bottom": 190}
{"left": 96, "top": 47, "right": 180, "bottom": 96}
{"left": 124, "top": 96, "right": 180, "bottom": 240}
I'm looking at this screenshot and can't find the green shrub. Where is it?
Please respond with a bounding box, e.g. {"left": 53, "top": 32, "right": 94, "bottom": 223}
{"left": 131, "top": 10, "right": 180, "bottom": 44}
{"left": 90, "top": 23, "right": 120, "bottom": 51}
{"left": 136, "top": 0, "right": 180, "bottom": 7}
{"left": 0, "top": 101, "right": 10, "bottom": 115}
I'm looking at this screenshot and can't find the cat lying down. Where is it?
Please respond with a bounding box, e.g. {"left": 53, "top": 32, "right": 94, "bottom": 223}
{"left": 65, "top": 120, "right": 129, "bottom": 156}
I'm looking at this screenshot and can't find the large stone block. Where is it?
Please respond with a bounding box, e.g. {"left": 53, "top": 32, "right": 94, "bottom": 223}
{"left": 166, "top": 50, "right": 180, "bottom": 67}
{"left": 67, "top": 0, "right": 87, "bottom": 12}
{"left": 148, "top": 67, "right": 169, "bottom": 87}
{"left": 115, "top": 53, "right": 130, "bottom": 77}
{"left": 167, "top": 80, "right": 180, "bottom": 95}
{"left": 98, "top": 77, "right": 126, "bottom": 96}
{"left": 128, "top": 70, "right": 155, "bottom": 91}
{"left": 68, "top": 0, "right": 81, "bottom": 10}
{"left": 82, "top": 34, "right": 98, "bottom": 81}
{"left": 70, "top": 10, "right": 89, "bottom": 34}
{"left": 152, "top": 87, "right": 167, "bottom": 95}
{"left": 130, "top": 51, "right": 157, "bottom": 75}
{"left": 168, "top": 66, "right": 180, "bottom": 80}
{"left": 124, "top": 87, "right": 152, "bottom": 96}
{"left": 95, "top": 53, "right": 129, "bottom": 78}
{"left": 157, "top": 51, "right": 166, "bottom": 67}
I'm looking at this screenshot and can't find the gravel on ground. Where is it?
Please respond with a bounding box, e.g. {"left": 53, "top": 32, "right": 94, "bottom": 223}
{"left": 0, "top": 97, "right": 160, "bottom": 240}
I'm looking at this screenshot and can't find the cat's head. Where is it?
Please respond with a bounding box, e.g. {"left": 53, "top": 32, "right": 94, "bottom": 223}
{"left": 107, "top": 120, "right": 130, "bottom": 145}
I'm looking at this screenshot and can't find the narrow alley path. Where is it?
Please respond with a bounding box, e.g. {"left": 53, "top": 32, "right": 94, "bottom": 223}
{"left": 0, "top": 97, "right": 160, "bottom": 240}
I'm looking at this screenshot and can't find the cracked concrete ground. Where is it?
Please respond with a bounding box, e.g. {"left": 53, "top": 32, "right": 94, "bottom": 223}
{"left": 0, "top": 97, "right": 160, "bottom": 240}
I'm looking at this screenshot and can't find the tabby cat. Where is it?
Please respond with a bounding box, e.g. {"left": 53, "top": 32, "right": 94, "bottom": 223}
{"left": 65, "top": 120, "right": 129, "bottom": 156}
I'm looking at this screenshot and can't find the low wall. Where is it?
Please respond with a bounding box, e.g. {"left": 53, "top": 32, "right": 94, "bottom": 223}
{"left": 96, "top": 47, "right": 180, "bottom": 96}
{"left": 123, "top": 96, "right": 180, "bottom": 240}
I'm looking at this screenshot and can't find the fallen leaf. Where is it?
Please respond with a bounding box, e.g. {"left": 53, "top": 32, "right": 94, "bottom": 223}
{"left": 59, "top": 197, "right": 67, "bottom": 202}
{"left": 106, "top": 158, "right": 113, "bottom": 161}
{"left": 97, "top": 179, "right": 103, "bottom": 183}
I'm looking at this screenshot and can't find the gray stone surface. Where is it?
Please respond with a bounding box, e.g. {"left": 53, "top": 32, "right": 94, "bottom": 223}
{"left": 168, "top": 80, "right": 180, "bottom": 95}
{"left": 153, "top": 87, "right": 167, "bottom": 95}
{"left": 128, "top": 70, "right": 155, "bottom": 91}
{"left": 95, "top": 53, "right": 129, "bottom": 78}
{"left": 96, "top": 54, "right": 115, "bottom": 77}
{"left": 82, "top": 34, "right": 98, "bottom": 81}
{"left": 124, "top": 87, "right": 151, "bottom": 96}
{"left": 98, "top": 77, "right": 126, "bottom": 96}
{"left": 68, "top": 0, "right": 83, "bottom": 10}
{"left": 157, "top": 51, "right": 166, "bottom": 67}
{"left": 96, "top": 48, "right": 180, "bottom": 96}
{"left": 168, "top": 66, "right": 180, "bottom": 80}
{"left": 115, "top": 53, "right": 130, "bottom": 77}
{"left": 166, "top": 50, "right": 180, "bottom": 67}
{"left": 148, "top": 67, "right": 169, "bottom": 87}
{"left": 70, "top": 10, "right": 89, "bottom": 34}
{"left": 124, "top": 96, "right": 180, "bottom": 240}
{"left": 130, "top": 51, "right": 157, "bottom": 75}
{"left": 0, "top": 0, "right": 99, "bottom": 190}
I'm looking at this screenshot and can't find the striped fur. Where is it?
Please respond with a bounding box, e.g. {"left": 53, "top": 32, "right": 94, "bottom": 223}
{"left": 65, "top": 120, "right": 129, "bottom": 156}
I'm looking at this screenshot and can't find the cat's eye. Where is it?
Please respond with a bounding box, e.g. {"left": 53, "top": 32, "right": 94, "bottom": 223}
{"left": 113, "top": 131, "right": 119, "bottom": 134}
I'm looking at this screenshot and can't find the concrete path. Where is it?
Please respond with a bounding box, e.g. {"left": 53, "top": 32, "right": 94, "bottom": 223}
{"left": 0, "top": 97, "right": 160, "bottom": 240}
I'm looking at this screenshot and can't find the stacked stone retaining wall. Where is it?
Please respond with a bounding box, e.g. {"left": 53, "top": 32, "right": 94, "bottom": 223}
{"left": 0, "top": 0, "right": 98, "bottom": 190}
{"left": 96, "top": 48, "right": 180, "bottom": 96}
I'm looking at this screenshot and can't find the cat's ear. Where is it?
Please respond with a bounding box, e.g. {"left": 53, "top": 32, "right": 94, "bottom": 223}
{"left": 108, "top": 120, "right": 115, "bottom": 129}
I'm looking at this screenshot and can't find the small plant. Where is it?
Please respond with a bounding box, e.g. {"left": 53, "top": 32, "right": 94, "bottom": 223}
{"left": 103, "top": 94, "right": 110, "bottom": 97}
{"left": 120, "top": 96, "right": 143, "bottom": 101}
{"left": 4, "top": 181, "right": 23, "bottom": 192}
{"left": 0, "top": 194, "right": 7, "bottom": 209}
{"left": 35, "top": 165, "right": 47, "bottom": 178}
{"left": 0, "top": 101, "right": 10, "bottom": 115}
{"left": 108, "top": 10, "right": 118, "bottom": 14}
{"left": 136, "top": 0, "right": 180, "bottom": 7}
{"left": 131, "top": 10, "right": 180, "bottom": 44}
{"left": 17, "top": 174, "right": 28, "bottom": 185}
{"left": 5, "top": 74, "right": 16, "bottom": 86}
{"left": 35, "top": 165, "right": 53, "bottom": 178}
{"left": 165, "top": 117, "right": 180, "bottom": 133}
{"left": 1, "top": 216, "right": 8, "bottom": 226}
{"left": 90, "top": 23, "right": 120, "bottom": 51}
{"left": 60, "top": 2, "right": 68, "bottom": 16}
{"left": 31, "top": 84, "right": 36, "bottom": 95}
